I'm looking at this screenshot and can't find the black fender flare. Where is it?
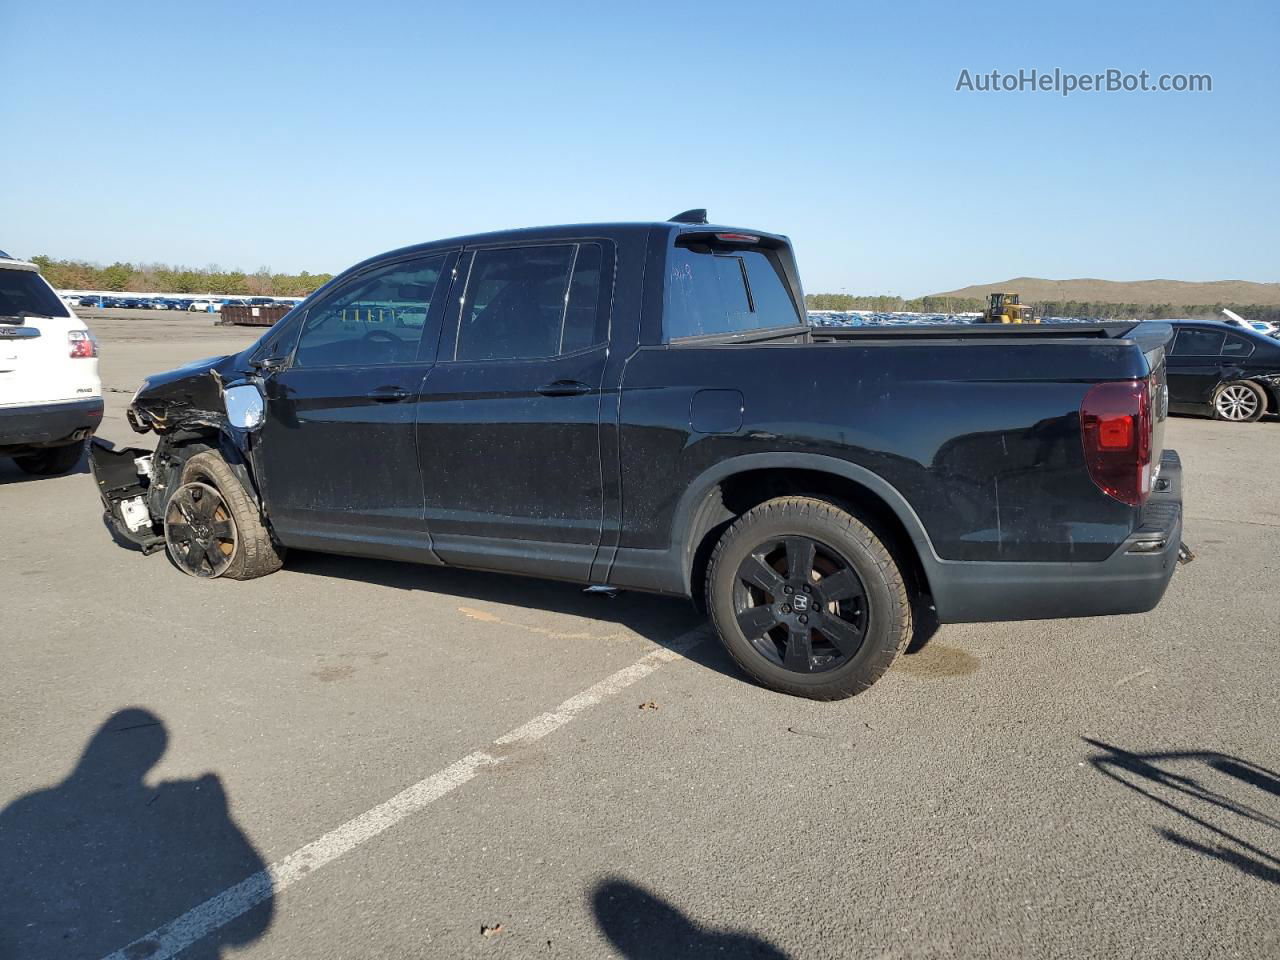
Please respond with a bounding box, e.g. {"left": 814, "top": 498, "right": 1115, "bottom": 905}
{"left": 162, "top": 427, "right": 261, "bottom": 507}
{"left": 669, "top": 452, "right": 944, "bottom": 594}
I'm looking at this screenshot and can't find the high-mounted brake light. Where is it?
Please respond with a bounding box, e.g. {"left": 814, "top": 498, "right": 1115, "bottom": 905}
{"left": 1080, "top": 379, "right": 1153, "bottom": 507}
{"left": 68, "top": 329, "right": 98, "bottom": 358}
{"left": 714, "top": 233, "right": 760, "bottom": 244}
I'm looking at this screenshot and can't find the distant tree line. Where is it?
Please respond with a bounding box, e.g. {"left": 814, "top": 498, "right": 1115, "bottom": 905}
{"left": 804, "top": 292, "right": 1280, "bottom": 323}
{"left": 29, "top": 256, "right": 334, "bottom": 298}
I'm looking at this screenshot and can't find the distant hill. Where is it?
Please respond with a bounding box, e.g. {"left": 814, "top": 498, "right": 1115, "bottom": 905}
{"left": 929, "top": 277, "right": 1280, "bottom": 307}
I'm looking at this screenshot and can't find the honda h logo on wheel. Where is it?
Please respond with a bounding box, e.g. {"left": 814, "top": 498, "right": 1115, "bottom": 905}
{"left": 792, "top": 594, "right": 809, "bottom": 612}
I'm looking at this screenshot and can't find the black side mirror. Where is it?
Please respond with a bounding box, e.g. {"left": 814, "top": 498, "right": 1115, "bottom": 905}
{"left": 252, "top": 355, "right": 287, "bottom": 374}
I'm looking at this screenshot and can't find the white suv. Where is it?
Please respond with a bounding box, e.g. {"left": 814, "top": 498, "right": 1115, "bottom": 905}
{"left": 0, "top": 252, "right": 103, "bottom": 475}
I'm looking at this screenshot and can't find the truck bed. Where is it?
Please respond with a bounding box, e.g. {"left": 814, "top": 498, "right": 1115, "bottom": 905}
{"left": 810, "top": 321, "right": 1152, "bottom": 342}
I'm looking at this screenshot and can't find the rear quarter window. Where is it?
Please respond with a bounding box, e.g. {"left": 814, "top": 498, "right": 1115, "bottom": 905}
{"left": 1222, "top": 334, "right": 1255, "bottom": 357}
{"left": 664, "top": 244, "right": 801, "bottom": 341}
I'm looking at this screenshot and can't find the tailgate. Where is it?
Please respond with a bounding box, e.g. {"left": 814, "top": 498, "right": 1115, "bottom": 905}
{"left": 0, "top": 325, "right": 46, "bottom": 405}
{"left": 0, "top": 315, "right": 99, "bottom": 407}
{"left": 0, "top": 263, "right": 100, "bottom": 407}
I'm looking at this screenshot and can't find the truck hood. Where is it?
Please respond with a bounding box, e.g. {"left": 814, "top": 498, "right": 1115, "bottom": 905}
{"left": 129, "top": 353, "right": 247, "bottom": 433}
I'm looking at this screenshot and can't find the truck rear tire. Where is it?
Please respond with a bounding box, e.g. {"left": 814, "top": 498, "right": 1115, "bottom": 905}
{"left": 168, "top": 451, "right": 285, "bottom": 580}
{"left": 13, "top": 439, "right": 85, "bottom": 476}
{"left": 706, "top": 496, "right": 912, "bottom": 700}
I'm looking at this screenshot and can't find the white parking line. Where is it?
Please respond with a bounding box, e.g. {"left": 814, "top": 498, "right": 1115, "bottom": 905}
{"left": 100, "top": 626, "right": 709, "bottom": 960}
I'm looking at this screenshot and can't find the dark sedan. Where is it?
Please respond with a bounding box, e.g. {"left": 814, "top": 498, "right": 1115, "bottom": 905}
{"left": 1163, "top": 320, "right": 1280, "bottom": 422}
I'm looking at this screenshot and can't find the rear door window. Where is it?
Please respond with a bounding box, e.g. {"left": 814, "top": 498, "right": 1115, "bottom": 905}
{"left": 1171, "top": 328, "right": 1226, "bottom": 357}
{"left": 454, "top": 243, "right": 608, "bottom": 361}
{"left": 560, "top": 243, "right": 607, "bottom": 354}
{"left": 664, "top": 245, "right": 800, "bottom": 341}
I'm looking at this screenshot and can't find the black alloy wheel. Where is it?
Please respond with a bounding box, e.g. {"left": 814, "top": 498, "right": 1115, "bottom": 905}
{"left": 732, "top": 535, "right": 869, "bottom": 674}
{"left": 165, "top": 481, "right": 238, "bottom": 578}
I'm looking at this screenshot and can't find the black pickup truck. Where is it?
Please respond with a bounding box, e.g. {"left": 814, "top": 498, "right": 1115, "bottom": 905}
{"left": 90, "top": 211, "right": 1186, "bottom": 699}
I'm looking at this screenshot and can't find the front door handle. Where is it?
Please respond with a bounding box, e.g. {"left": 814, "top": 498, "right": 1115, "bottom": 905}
{"left": 535, "top": 380, "right": 593, "bottom": 397}
{"left": 366, "top": 386, "right": 410, "bottom": 403}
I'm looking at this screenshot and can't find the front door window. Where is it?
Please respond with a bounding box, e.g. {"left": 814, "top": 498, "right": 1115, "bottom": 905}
{"left": 293, "top": 256, "right": 447, "bottom": 368}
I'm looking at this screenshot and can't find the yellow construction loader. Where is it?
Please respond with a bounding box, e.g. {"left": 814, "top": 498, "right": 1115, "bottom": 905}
{"left": 981, "top": 292, "right": 1037, "bottom": 324}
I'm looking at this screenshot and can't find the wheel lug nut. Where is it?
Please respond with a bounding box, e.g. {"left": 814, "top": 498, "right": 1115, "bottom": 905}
{"left": 802, "top": 584, "right": 812, "bottom": 593}
{"left": 783, "top": 585, "right": 793, "bottom": 594}
{"left": 799, "top": 615, "right": 808, "bottom": 624}
{"left": 781, "top": 604, "right": 791, "bottom": 614}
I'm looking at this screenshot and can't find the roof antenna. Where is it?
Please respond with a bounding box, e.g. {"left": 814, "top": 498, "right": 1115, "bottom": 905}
{"left": 669, "top": 208, "right": 708, "bottom": 224}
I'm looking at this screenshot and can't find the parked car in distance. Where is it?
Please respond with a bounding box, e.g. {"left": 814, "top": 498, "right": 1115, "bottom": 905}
{"left": 1220, "top": 308, "right": 1279, "bottom": 338}
{"left": 1161, "top": 319, "right": 1280, "bottom": 422}
{"left": 1, "top": 256, "right": 103, "bottom": 474}
{"left": 90, "top": 212, "right": 1187, "bottom": 700}
{"left": 187, "top": 299, "right": 217, "bottom": 312}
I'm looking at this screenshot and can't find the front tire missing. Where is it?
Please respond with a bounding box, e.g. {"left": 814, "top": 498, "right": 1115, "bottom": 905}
{"left": 166, "top": 450, "right": 285, "bottom": 580}
{"left": 707, "top": 496, "right": 912, "bottom": 700}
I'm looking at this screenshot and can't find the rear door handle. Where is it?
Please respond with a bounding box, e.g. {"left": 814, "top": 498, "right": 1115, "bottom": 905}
{"left": 366, "top": 386, "right": 411, "bottom": 403}
{"left": 535, "top": 380, "right": 593, "bottom": 397}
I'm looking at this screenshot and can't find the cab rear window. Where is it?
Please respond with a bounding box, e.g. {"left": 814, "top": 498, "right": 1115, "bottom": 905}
{"left": 664, "top": 244, "right": 801, "bottom": 340}
{"left": 0, "top": 269, "right": 70, "bottom": 321}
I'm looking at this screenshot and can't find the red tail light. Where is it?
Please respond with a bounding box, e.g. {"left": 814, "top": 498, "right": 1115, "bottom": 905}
{"left": 68, "top": 330, "right": 98, "bottom": 358}
{"left": 1081, "top": 379, "right": 1152, "bottom": 506}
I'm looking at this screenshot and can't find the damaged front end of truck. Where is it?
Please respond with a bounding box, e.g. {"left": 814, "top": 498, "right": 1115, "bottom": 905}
{"left": 88, "top": 353, "right": 269, "bottom": 556}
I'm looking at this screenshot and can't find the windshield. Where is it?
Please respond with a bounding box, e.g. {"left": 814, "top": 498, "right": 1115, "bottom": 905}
{"left": 0, "top": 268, "right": 71, "bottom": 320}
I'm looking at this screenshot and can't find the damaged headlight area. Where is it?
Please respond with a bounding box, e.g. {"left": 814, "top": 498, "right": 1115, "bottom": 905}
{"left": 91, "top": 350, "right": 270, "bottom": 555}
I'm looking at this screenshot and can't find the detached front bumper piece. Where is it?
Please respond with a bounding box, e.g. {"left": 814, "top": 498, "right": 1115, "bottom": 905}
{"left": 88, "top": 438, "right": 165, "bottom": 554}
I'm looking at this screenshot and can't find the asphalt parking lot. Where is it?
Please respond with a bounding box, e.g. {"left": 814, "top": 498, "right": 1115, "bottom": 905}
{"left": 2, "top": 311, "right": 1277, "bottom": 959}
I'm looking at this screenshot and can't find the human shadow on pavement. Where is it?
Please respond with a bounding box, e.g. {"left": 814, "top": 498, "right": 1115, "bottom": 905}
{"left": 285, "top": 551, "right": 747, "bottom": 684}
{"left": 1084, "top": 738, "right": 1280, "bottom": 886}
{"left": 592, "top": 876, "right": 791, "bottom": 959}
{"left": 0, "top": 708, "right": 272, "bottom": 958}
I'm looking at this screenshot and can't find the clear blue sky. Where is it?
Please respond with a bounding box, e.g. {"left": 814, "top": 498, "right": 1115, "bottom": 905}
{"left": 5, "top": 0, "right": 1276, "bottom": 295}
